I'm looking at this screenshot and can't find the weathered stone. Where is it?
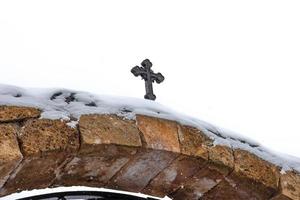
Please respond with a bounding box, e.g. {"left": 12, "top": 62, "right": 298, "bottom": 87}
{"left": 79, "top": 114, "right": 142, "bottom": 147}
{"left": 0, "top": 109, "right": 289, "bottom": 198}
{"left": 0, "top": 119, "right": 79, "bottom": 196}
{"left": 19, "top": 119, "right": 79, "bottom": 156}
{"left": 171, "top": 165, "right": 226, "bottom": 200}
{"left": 142, "top": 155, "right": 206, "bottom": 197}
{"left": 281, "top": 170, "right": 300, "bottom": 200}
{"left": 206, "top": 161, "right": 233, "bottom": 176}
{"left": 0, "top": 106, "right": 40, "bottom": 122}
{"left": 54, "top": 145, "right": 137, "bottom": 187}
{"left": 234, "top": 149, "right": 280, "bottom": 188}
{"left": 177, "top": 125, "right": 211, "bottom": 159}
{"left": 108, "top": 149, "right": 178, "bottom": 193}
{"left": 136, "top": 115, "right": 180, "bottom": 152}
{"left": 0, "top": 153, "right": 71, "bottom": 196}
{"left": 0, "top": 124, "right": 23, "bottom": 188}
{"left": 201, "top": 173, "right": 275, "bottom": 200}
{"left": 208, "top": 145, "right": 234, "bottom": 169}
{"left": 270, "top": 194, "right": 292, "bottom": 200}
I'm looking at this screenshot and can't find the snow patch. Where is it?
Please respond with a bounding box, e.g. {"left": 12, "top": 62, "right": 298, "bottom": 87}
{"left": 66, "top": 120, "right": 78, "bottom": 129}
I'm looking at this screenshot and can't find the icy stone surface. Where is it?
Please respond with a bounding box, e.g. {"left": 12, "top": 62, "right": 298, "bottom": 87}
{"left": 0, "top": 84, "right": 299, "bottom": 173}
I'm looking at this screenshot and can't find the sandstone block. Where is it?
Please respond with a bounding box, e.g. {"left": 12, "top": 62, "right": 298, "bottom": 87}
{"left": 0, "top": 119, "right": 79, "bottom": 196}
{"left": 142, "top": 155, "right": 206, "bottom": 197}
{"left": 0, "top": 153, "right": 71, "bottom": 196}
{"left": 200, "top": 173, "right": 275, "bottom": 200}
{"left": 208, "top": 145, "right": 234, "bottom": 169}
{"left": 54, "top": 145, "right": 137, "bottom": 188}
{"left": 178, "top": 125, "right": 211, "bottom": 159}
{"left": 79, "top": 114, "right": 142, "bottom": 147}
{"left": 171, "top": 165, "right": 226, "bottom": 200}
{"left": 136, "top": 115, "right": 180, "bottom": 152}
{"left": 19, "top": 119, "right": 79, "bottom": 156}
{"left": 281, "top": 170, "right": 300, "bottom": 200}
{"left": 0, "top": 124, "right": 23, "bottom": 188}
{"left": 234, "top": 149, "right": 280, "bottom": 189}
{"left": 108, "top": 149, "right": 178, "bottom": 193}
{"left": 0, "top": 106, "right": 40, "bottom": 122}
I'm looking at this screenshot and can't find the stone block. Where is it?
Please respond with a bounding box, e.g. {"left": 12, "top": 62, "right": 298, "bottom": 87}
{"left": 200, "top": 173, "right": 275, "bottom": 200}
{"left": 136, "top": 115, "right": 180, "bottom": 152}
{"left": 171, "top": 165, "right": 226, "bottom": 200}
{"left": 142, "top": 155, "right": 206, "bottom": 197}
{"left": 54, "top": 145, "right": 137, "bottom": 188}
{"left": 281, "top": 170, "right": 300, "bottom": 200}
{"left": 19, "top": 119, "right": 79, "bottom": 156}
{"left": 178, "top": 125, "right": 211, "bottom": 159}
{"left": 79, "top": 114, "right": 142, "bottom": 147}
{"left": 208, "top": 145, "right": 234, "bottom": 169}
{"left": 108, "top": 149, "right": 178, "bottom": 193}
{"left": 0, "top": 119, "right": 79, "bottom": 196}
{"left": 0, "top": 124, "right": 23, "bottom": 188}
{"left": 0, "top": 106, "right": 40, "bottom": 122}
{"left": 234, "top": 149, "right": 280, "bottom": 189}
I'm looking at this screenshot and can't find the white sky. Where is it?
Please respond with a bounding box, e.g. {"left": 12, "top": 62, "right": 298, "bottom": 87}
{"left": 0, "top": 0, "right": 300, "bottom": 159}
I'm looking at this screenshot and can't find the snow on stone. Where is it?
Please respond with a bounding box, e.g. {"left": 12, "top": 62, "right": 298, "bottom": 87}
{"left": 0, "top": 84, "right": 299, "bottom": 173}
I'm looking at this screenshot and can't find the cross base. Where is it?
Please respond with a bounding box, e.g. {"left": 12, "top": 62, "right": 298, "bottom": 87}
{"left": 145, "top": 93, "right": 156, "bottom": 101}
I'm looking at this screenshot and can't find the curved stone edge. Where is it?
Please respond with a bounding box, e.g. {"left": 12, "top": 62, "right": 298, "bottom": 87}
{"left": 0, "top": 106, "right": 298, "bottom": 199}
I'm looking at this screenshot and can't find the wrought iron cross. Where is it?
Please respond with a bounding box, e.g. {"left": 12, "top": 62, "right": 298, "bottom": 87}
{"left": 131, "top": 59, "right": 165, "bottom": 101}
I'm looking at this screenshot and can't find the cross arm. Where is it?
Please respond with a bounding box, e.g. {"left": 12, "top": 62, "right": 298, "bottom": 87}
{"left": 151, "top": 72, "right": 165, "bottom": 84}
{"left": 131, "top": 66, "right": 147, "bottom": 79}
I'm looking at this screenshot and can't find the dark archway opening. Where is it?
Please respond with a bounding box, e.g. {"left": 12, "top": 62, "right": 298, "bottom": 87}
{"left": 17, "top": 191, "right": 160, "bottom": 200}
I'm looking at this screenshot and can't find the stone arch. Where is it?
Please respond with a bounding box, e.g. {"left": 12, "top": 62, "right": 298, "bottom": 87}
{"left": 0, "top": 106, "right": 299, "bottom": 200}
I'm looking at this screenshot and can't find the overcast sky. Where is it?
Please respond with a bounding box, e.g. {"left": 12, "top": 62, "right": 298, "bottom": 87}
{"left": 0, "top": 0, "right": 299, "bottom": 158}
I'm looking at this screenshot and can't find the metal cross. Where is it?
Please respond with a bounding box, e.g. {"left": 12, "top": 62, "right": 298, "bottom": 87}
{"left": 131, "top": 59, "right": 165, "bottom": 101}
